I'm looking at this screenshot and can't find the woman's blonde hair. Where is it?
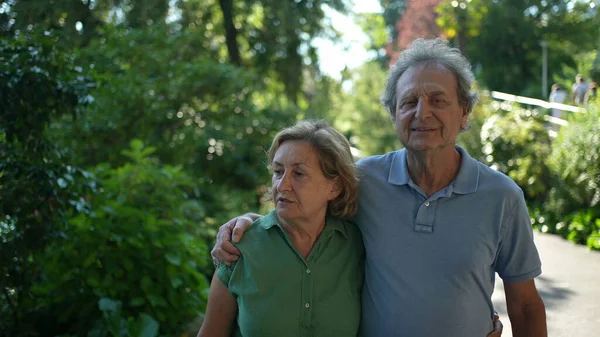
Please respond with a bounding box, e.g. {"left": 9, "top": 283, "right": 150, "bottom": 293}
{"left": 266, "top": 120, "right": 359, "bottom": 218}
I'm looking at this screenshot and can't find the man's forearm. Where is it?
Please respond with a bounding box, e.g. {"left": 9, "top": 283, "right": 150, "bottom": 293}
{"left": 509, "top": 301, "right": 547, "bottom": 337}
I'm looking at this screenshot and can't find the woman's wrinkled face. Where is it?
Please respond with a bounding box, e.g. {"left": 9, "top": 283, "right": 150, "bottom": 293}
{"left": 271, "top": 140, "right": 339, "bottom": 225}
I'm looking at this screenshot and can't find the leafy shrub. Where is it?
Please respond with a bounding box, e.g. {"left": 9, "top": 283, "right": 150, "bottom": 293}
{"left": 480, "top": 102, "right": 553, "bottom": 207}
{"left": 35, "top": 140, "right": 212, "bottom": 336}
{"left": 545, "top": 105, "right": 600, "bottom": 249}
{"left": 457, "top": 91, "right": 495, "bottom": 161}
{"left": 0, "top": 32, "right": 96, "bottom": 336}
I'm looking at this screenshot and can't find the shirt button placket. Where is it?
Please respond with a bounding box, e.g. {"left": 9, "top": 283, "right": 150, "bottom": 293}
{"left": 301, "top": 262, "right": 314, "bottom": 331}
{"left": 304, "top": 268, "right": 311, "bottom": 309}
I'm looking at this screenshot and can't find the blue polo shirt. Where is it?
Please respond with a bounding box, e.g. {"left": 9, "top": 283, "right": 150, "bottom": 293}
{"left": 354, "top": 146, "right": 542, "bottom": 337}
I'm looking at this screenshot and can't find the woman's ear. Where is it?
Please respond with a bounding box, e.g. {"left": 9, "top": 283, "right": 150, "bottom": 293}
{"left": 329, "top": 177, "right": 342, "bottom": 200}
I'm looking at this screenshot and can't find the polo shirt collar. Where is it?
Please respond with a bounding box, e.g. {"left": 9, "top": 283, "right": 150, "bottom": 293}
{"left": 260, "top": 210, "right": 348, "bottom": 238}
{"left": 452, "top": 146, "right": 479, "bottom": 194}
{"left": 387, "top": 146, "right": 479, "bottom": 194}
{"left": 388, "top": 149, "right": 410, "bottom": 185}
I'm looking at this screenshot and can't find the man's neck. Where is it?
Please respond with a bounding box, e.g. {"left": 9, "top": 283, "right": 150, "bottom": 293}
{"left": 406, "top": 146, "right": 462, "bottom": 197}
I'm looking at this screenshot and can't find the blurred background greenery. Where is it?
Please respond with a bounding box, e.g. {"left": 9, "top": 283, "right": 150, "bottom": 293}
{"left": 1, "top": 0, "right": 599, "bottom": 336}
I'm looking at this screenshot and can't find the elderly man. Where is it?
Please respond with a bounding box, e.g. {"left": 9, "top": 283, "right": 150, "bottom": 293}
{"left": 212, "top": 38, "right": 546, "bottom": 336}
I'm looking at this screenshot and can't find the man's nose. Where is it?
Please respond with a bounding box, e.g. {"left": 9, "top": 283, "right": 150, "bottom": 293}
{"left": 415, "top": 98, "right": 432, "bottom": 120}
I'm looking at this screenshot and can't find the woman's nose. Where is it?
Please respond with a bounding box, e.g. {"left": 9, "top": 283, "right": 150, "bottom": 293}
{"left": 276, "top": 172, "right": 291, "bottom": 191}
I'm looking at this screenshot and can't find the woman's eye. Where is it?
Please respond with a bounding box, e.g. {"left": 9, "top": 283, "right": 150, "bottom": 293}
{"left": 273, "top": 170, "right": 283, "bottom": 176}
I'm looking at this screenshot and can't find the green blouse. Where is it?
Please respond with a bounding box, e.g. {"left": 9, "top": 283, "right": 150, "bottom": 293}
{"left": 217, "top": 210, "right": 364, "bottom": 337}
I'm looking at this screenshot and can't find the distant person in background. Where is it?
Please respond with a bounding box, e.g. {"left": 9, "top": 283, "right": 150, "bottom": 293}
{"left": 571, "top": 74, "right": 589, "bottom": 105}
{"left": 584, "top": 81, "right": 597, "bottom": 107}
{"left": 549, "top": 83, "right": 567, "bottom": 119}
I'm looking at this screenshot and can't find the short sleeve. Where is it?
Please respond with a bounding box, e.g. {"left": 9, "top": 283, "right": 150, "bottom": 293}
{"left": 216, "top": 261, "right": 236, "bottom": 287}
{"left": 494, "top": 191, "right": 542, "bottom": 283}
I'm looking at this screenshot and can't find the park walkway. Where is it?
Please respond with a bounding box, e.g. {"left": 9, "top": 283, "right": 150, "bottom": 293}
{"left": 492, "top": 232, "right": 600, "bottom": 336}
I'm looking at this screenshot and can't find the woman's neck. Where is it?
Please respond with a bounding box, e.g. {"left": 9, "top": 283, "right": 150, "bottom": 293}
{"left": 280, "top": 217, "right": 326, "bottom": 259}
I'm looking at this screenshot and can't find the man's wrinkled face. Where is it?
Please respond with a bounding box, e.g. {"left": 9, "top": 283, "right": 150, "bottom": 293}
{"left": 393, "top": 64, "right": 467, "bottom": 153}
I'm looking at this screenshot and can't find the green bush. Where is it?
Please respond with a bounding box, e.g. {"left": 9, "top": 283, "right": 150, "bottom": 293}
{"left": 545, "top": 105, "right": 600, "bottom": 249}
{"left": 0, "top": 32, "right": 96, "bottom": 336}
{"left": 457, "top": 91, "right": 494, "bottom": 161}
{"left": 480, "top": 101, "right": 553, "bottom": 207}
{"left": 35, "top": 140, "right": 211, "bottom": 336}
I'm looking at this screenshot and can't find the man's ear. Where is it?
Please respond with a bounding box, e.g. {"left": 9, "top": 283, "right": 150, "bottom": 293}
{"left": 460, "top": 107, "right": 468, "bottom": 129}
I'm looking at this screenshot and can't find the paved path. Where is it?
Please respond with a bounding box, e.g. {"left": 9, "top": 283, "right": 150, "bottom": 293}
{"left": 492, "top": 232, "right": 600, "bottom": 336}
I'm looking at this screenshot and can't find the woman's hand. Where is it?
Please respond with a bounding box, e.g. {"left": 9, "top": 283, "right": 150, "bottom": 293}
{"left": 210, "top": 213, "right": 260, "bottom": 266}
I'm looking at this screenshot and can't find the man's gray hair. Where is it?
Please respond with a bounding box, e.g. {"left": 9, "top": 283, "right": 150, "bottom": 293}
{"left": 381, "top": 38, "right": 479, "bottom": 125}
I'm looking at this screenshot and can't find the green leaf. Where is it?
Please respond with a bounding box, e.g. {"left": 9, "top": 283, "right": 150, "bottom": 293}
{"left": 138, "top": 314, "right": 159, "bottom": 337}
{"left": 98, "top": 298, "right": 120, "bottom": 312}
{"left": 87, "top": 327, "right": 108, "bottom": 337}
{"left": 57, "top": 177, "right": 68, "bottom": 188}
{"left": 147, "top": 294, "right": 168, "bottom": 307}
{"left": 164, "top": 252, "right": 181, "bottom": 266}
{"left": 130, "top": 139, "right": 144, "bottom": 151}
{"left": 130, "top": 297, "right": 145, "bottom": 307}
{"left": 169, "top": 277, "right": 183, "bottom": 289}
{"left": 140, "top": 276, "right": 152, "bottom": 292}
{"left": 122, "top": 257, "right": 134, "bottom": 271}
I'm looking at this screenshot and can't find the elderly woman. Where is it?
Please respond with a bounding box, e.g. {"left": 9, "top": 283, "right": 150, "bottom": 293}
{"left": 198, "top": 120, "right": 364, "bottom": 337}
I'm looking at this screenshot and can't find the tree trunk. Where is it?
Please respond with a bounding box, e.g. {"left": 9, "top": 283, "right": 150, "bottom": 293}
{"left": 218, "top": 0, "right": 241, "bottom": 66}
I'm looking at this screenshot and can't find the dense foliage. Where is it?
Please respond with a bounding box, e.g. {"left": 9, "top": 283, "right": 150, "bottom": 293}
{"left": 0, "top": 33, "right": 97, "bottom": 336}
{"left": 480, "top": 103, "right": 553, "bottom": 206}
{"left": 544, "top": 106, "right": 600, "bottom": 249}
{"left": 36, "top": 140, "right": 211, "bottom": 336}
{"left": 473, "top": 98, "right": 600, "bottom": 251}
{"left": 0, "top": 0, "right": 329, "bottom": 334}
{"left": 436, "top": 0, "right": 600, "bottom": 97}
{"left": 1, "top": 0, "right": 600, "bottom": 336}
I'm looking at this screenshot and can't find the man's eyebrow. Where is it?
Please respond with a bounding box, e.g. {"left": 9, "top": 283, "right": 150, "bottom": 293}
{"left": 398, "top": 87, "right": 417, "bottom": 100}
{"left": 426, "top": 90, "right": 448, "bottom": 97}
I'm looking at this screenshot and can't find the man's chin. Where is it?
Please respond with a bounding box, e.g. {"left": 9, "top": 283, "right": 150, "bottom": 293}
{"left": 404, "top": 142, "right": 438, "bottom": 152}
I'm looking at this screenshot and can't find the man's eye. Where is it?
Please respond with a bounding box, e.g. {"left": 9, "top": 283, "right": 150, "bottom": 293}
{"left": 294, "top": 171, "right": 305, "bottom": 177}
{"left": 431, "top": 98, "right": 448, "bottom": 106}
{"left": 401, "top": 99, "right": 417, "bottom": 108}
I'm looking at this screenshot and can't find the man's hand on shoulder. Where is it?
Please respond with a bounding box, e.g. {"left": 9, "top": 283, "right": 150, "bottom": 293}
{"left": 210, "top": 213, "right": 261, "bottom": 266}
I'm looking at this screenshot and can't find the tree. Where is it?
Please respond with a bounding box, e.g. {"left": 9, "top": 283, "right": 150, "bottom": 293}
{"left": 379, "top": 0, "right": 408, "bottom": 41}
{"left": 332, "top": 62, "right": 399, "bottom": 156}
{"left": 218, "top": 0, "right": 242, "bottom": 65}
{"left": 0, "top": 32, "right": 96, "bottom": 336}
{"left": 435, "top": 0, "right": 600, "bottom": 97}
